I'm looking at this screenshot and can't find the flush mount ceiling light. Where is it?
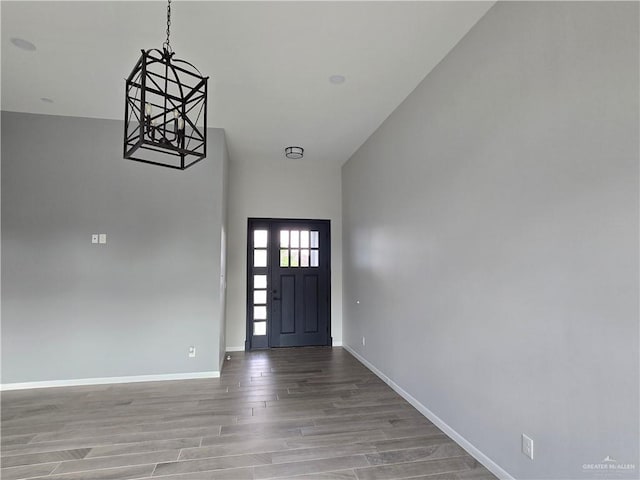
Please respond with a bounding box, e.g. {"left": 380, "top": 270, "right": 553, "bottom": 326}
{"left": 285, "top": 146, "right": 304, "bottom": 159}
{"left": 10, "top": 37, "right": 36, "bottom": 51}
{"left": 124, "top": 0, "right": 209, "bottom": 170}
{"left": 329, "top": 75, "right": 346, "bottom": 85}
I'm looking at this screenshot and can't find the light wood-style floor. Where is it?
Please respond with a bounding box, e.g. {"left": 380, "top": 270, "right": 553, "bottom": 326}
{"left": 1, "top": 347, "right": 497, "bottom": 480}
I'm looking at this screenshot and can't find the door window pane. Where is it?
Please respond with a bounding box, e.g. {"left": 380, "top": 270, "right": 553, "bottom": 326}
{"left": 301, "top": 230, "right": 309, "bottom": 248}
{"left": 280, "top": 249, "right": 289, "bottom": 267}
{"left": 254, "top": 321, "right": 267, "bottom": 336}
{"left": 310, "top": 231, "right": 319, "bottom": 248}
{"left": 301, "top": 249, "right": 310, "bottom": 267}
{"left": 310, "top": 250, "right": 319, "bottom": 267}
{"left": 254, "top": 230, "right": 268, "bottom": 248}
{"left": 254, "top": 275, "right": 267, "bottom": 289}
{"left": 254, "top": 290, "right": 267, "bottom": 304}
{"left": 254, "top": 249, "right": 267, "bottom": 267}
{"left": 280, "top": 230, "right": 289, "bottom": 248}
{"left": 254, "top": 305, "right": 267, "bottom": 320}
{"left": 290, "top": 230, "right": 299, "bottom": 248}
{"left": 290, "top": 249, "right": 299, "bottom": 267}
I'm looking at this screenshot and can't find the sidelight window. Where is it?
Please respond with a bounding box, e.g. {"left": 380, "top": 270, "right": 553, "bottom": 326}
{"left": 252, "top": 231, "right": 268, "bottom": 336}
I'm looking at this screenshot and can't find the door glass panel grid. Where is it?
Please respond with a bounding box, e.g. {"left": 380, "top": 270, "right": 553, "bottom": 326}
{"left": 280, "top": 229, "right": 319, "bottom": 268}
{"left": 251, "top": 230, "right": 268, "bottom": 337}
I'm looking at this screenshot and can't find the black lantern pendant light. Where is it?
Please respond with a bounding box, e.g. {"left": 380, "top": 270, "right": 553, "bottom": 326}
{"left": 124, "top": 0, "right": 209, "bottom": 170}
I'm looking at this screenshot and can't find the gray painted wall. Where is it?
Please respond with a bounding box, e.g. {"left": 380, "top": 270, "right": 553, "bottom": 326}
{"left": 2, "top": 112, "right": 228, "bottom": 383}
{"left": 342, "top": 3, "right": 638, "bottom": 479}
{"left": 225, "top": 158, "right": 343, "bottom": 350}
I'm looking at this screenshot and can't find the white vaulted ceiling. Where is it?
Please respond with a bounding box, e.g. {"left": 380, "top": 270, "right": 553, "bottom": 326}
{"left": 1, "top": 1, "right": 494, "bottom": 164}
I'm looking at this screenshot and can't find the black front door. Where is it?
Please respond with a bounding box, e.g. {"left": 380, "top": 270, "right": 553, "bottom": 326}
{"left": 246, "top": 219, "right": 331, "bottom": 350}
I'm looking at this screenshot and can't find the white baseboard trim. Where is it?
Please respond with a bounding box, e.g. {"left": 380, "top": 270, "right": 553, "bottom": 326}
{"left": 332, "top": 340, "right": 343, "bottom": 347}
{"left": 220, "top": 351, "right": 227, "bottom": 370}
{"left": 343, "top": 344, "right": 515, "bottom": 480}
{"left": 0, "top": 371, "right": 220, "bottom": 391}
{"left": 225, "top": 346, "right": 245, "bottom": 352}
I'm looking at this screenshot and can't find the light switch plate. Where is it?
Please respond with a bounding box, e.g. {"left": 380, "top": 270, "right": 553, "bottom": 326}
{"left": 522, "top": 433, "right": 534, "bottom": 460}
{"left": 91, "top": 234, "right": 99, "bottom": 244}
{"left": 99, "top": 234, "right": 107, "bottom": 244}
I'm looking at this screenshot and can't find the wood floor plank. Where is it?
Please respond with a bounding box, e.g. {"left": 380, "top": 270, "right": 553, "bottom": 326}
{"left": 220, "top": 419, "right": 313, "bottom": 436}
{"left": 138, "top": 466, "right": 255, "bottom": 479}
{"left": 1, "top": 347, "right": 496, "bottom": 480}
{"left": 51, "top": 449, "right": 180, "bottom": 474}
{"left": 354, "top": 456, "right": 479, "bottom": 480}
{"left": 179, "top": 439, "right": 289, "bottom": 460}
{"left": 283, "top": 430, "right": 389, "bottom": 449}
{"left": 300, "top": 418, "right": 395, "bottom": 437}
{"left": 201, "top": 429, "right": 303, "bottom": 448}
{"left": 1, "top": 421, "right": 68, "bottom": 437}
{"left": 152, "top": 452, "right": 272, "bottom": 476}
{"left": 407, "top": 469, "right": 498, "bottom": 480}
{"left": 28, "top": 424, "right": 221, "bottom": 446}
{"left": 364, "top": 443, "right": 468, "bottom": 465}
{"left": 2, "top": 435, "right": 199, "bottom": 458}
{"left": 381, "top": 424, "right": 445, "bottom": 440}
{"left": 85, "top": 438, "right": 201, "bottom": 459}
{"left": 0, "top": 433, "right": 37, "bottom": 447}
{"left": 0, "top": 448, "right": 91, "bottom": 468}
{"left": 237, "top": 410, "right": 328, "bottom": 423}
{"left": 29, "top": 464, "right": 155, "bottom": 480}
{"left": 311, "top": 411, "right": 421, "bottom": 427}
{"left": 270, "top": 443, "right": 377, "bottom": 464}
{"left": 275, "top": 470, "right": 358, "bottom": 480}
{"left": 253, "top": 454, "right": 370, "bottom": 479}
{"left": 367, "top": 433, "right": 452, "bottom": 452}
{"left": 0, "top": 462, "right": 59, "bottom": 480}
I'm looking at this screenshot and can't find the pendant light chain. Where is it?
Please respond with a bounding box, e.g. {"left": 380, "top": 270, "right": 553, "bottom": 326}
{"left": 164, "top": 0, "right": 172, "bottom": 53}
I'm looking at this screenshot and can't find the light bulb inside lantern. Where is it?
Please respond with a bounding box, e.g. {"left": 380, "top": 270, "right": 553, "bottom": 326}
{"left": 145, "top": 103, "right": 152, "bottom": 116}
{"left": 178, "top": 117, "right": 185, "bottom": 130}
{"left": 149, "top": 118, "right": 157, "bottom": 140}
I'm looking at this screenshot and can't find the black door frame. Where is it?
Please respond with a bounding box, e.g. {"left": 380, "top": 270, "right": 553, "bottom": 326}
{"left": 245, "top": 218, "right": 331, "bottom": 351}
